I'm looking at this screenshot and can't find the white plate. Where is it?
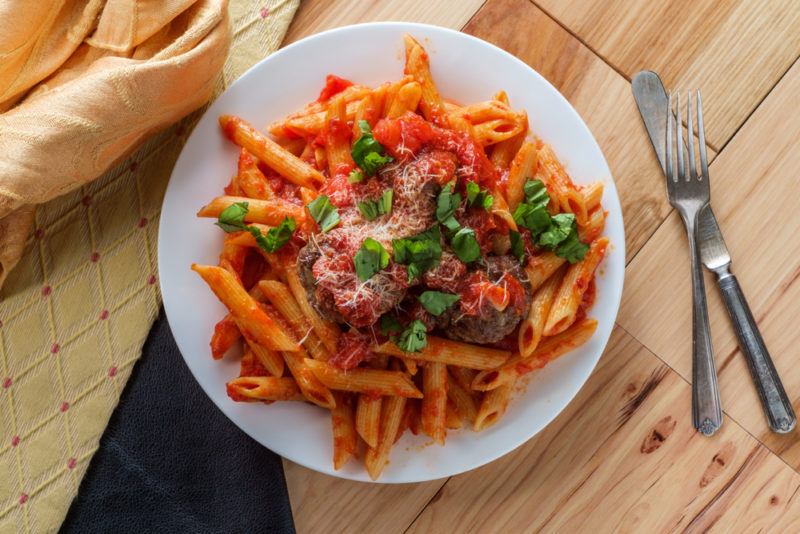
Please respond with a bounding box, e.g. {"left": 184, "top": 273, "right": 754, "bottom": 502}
{"left": 159, "top": 22, "right": 625, "bottom": 483}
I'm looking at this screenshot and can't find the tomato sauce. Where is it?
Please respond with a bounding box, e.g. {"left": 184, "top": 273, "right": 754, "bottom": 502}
{"left": 317, "top": 74, "right": 353, "bottom": 102}
{"left": 575, "top": 278, "right": 597, "bottom": 322}
{"left": 330, "top": 330, "right": 374, "bottom": 370}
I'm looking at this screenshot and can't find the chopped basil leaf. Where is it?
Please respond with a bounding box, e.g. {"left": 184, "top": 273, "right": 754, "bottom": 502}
{"left": 392, "top": 226, "right": 442, "bottom": 281}
{"left": 351, "top": 120, "right": 393, "bottom": 176}
{"left": 419, "top": 291, "right": 460, "bottom": 316}
{"left": 358, "top": 189, "right": 393, "bottom": 221}
{"left": 451, "top": 227, "right": 481, "bottom": 263}
{"left": 216, "top": 202, "right": 249, "bottom": 232}
{"left": 538, "top": 213, "right": 574, "bottom": 249}
{"left": 306, "top": 195, "right": 340, "bottom": 232}
{"left": 379, "top": 314, "right": 403, "bottom": 336}
{"left": 524, "top": 179, "right": 549, "bottom": 206}
{"left": 353, "top": 238, "right": 390, "bottom": 281}
{"left": 216, "top": 202, "right": 295, "bottom": 253}
{"left": 465, "top": 181, "right": 494, "bottom": 210}
{"left": 509, "top": 230, "right": 525, "bottom": 263}
{"left": 397, "top": 320, "right": 427, "bottom": 352}
{"left": 348, "top": 169, "right": 364, "bottom": 183}
{"left": 436, "top": 182, "right": 462, "bottom": 233}
{"left": 555, "top": 229, "right": 589, "bottom": 264}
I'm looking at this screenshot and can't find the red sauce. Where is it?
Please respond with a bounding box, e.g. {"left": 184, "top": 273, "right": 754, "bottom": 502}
{"left": 317, "top": 74, "right": 353, "bottom": 102}
{"left": 458, "top": 208, "right": 497, "bottom": 254}
{"left": 458, "top": 271, "right": 527, "bottom": 316}
{"left": 575, "top": 278, "right": 597, "bottom": 322}
{"left": 373, "top": 112, "right": 435, "bottom": 160}
{"left": 239, "top": 350, "right": 268, "bottom": 377}
{"left": 330, "top": 330, "right": 374, "bottom": 370}
{"left": 319, "top": 172, "right": 355, "bottom": 208}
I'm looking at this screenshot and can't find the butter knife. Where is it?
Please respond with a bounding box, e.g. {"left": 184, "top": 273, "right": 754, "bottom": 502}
{"left": 632, "top": 71, "right": 795, "bottom": 433}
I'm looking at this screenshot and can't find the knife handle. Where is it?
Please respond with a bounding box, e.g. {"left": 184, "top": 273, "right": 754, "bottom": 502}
{"left": 717, "top": 273, "right": 796, "bottom": 433}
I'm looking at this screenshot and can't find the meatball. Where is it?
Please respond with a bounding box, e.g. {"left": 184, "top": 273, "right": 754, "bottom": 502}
{"left": 438, "top": 255, "right": 532, "bottom": 344}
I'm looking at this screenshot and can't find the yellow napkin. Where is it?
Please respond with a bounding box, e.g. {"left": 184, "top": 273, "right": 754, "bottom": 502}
{"left": 0, "top": 1, "right": 299, "bottom": 531}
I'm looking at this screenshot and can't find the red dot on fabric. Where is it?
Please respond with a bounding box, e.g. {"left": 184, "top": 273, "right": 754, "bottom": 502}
{"left": 67, "top": 458, "right": 77, "bottom": 469}
{"left": 81, "top": 195, "right": 92, "bottom": 206}
{"left": 259, "top": 6, "right": 269, "bottom": 18}
{"left": 99, "top": 310, "right": 109, "bottom": 320}
{"left": 60, "top": 402, "right": 69, "bottom": 412}
{"left": 138, "top": 217, "right": 148, "bottom": 228}
{"left": 129, "top": 161, "right": 139, "bottom": 172}
{"left": 42, "top": 286, "right": 52, "bottom": 297}
{"left": 11, "top": 436, "right": 20, "bottom": 447}
{"left": 90, "top": 252, "right": 100, "bottom": 262}
{"left": 35, "top": 228, "right": 45, "bottom": 239}
{"left": 19, "top": 493, "right": 28, "bottom": 505}
{"left": 147, "top": 275, "right": 156, "bottom": 285}
{"left": 2, "top": 377, "right": 11, "bottom": 388}
{"left": 51, "top": 343, "right": 60, "bottom": 354}
{"left": 108, "top": 366, "right": 118, "bottom": 377}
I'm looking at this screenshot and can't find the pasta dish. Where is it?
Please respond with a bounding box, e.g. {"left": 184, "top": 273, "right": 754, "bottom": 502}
{"left": 191, "top": 35, "right": 608, "bottom": 479}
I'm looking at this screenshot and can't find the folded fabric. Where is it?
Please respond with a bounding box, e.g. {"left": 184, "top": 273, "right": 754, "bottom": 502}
{"left": 0, "top": 0, "right": 231, "bottom": 286}
{"left": 60, "top": 312, "right": 296, "bottom": 534}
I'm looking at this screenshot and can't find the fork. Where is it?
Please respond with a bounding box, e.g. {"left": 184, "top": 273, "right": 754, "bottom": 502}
{"left": 666, "top": 91, "right": 723, "bottom": 436}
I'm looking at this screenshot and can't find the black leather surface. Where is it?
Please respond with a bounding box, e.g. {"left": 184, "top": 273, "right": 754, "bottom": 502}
{"left": 60, "top": 311, "right": 295, "bottom": 534}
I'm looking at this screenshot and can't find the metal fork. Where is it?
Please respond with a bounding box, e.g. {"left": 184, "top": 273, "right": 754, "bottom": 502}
{"left": 666, "top": 91, "right": 723, "bottom": 436}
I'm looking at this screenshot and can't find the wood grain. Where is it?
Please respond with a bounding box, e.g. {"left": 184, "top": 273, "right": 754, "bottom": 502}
{"left": 283, "top": 0, "right": 486, "bottom": 44}
{"left": 535, "top": 0, "right": 800, "bottom": 149}
{"left": 620, "top": 62, "right": 800, "bottom": 466}
{"left": 407, "top": 328, "right": 800, "bottom": 533}
{"left": 462, "top": 0, "right": 716, "bottom": 261}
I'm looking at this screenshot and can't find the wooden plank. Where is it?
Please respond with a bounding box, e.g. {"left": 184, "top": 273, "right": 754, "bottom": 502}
{"left": 406, "top": 327, "right": 800, "bottom": 532}
{"left": 619, "top": 62, "right": 800, "bottom": 466}
{"left": 283, "top": 0, "right": 486, "bottom": 44}
{"left": 535, "top": 0, "right": 800, "bottom": 149}
{"left": 462, "top": 0, "right": 716, "bottom": 261}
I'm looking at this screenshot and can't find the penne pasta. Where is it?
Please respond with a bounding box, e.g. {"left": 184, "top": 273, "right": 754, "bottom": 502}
{"left": 374, "top": 336, "right": 510, "bottom": 370}
{"left": 447, "top": 373, "right": 478, "bottom": 424}
{"left": 282, "top": 346, "right": 336, "bottom": 409}
{"left": 244, "top": 337, "right": 285, "bottom": 377}
{"left": 364, "top": 394, "right": 407, "bottom": 480}
{"left": 445, "top": 401, "right": 463, "bottom": 429}
{"left": 284, "top": 266, "right": 340, "bottom": 353}
{"left": 506, "top": 141, "right": 538, "bottom": 211}
{"left": 579, "top": 207, "right": 606, "bottom": 244}
{"left": 525, "top": 252, "right": 567, "bottom": 292}
{"left": 422, "top": 362, "right": 448, "bottom": 445}
{"left": 237, "top": 148, "right": 274, "bottom": 200}
{"left": 324, "top": 93, "right": 354, "bottom": 177}
{"left": 404, "top": 35, "right": 446, "bottom": 124}
{"left": 197, "top": 196, "right": 305, "bottom": 226}
{"left": 449, "top": 366, "right": 478, "bottom": 395}
{"left": 544, "top": 238, "right": 608, "bottom": 336}
{"left": 356, "top": 393, "right": 383, "bottom": 449}
{"left": 385, "top": 80, "right": 422, "bottom": 119}
{"left": 331, "top": 392, "right": 358, "bottom": 470}
{"left": 192, "top": 264, "right": 298, "bottom": 352}
{"left": 536, "top": 143, "right": 589, "bottom": 225}
{"left": 518, "top": 267, "right": 564, "bottom": 357}
{"left": 258, "top": 280, "right": 330, "bottom": 361}
{"left": 210, "top": 314, "right": 241, "bottom": 359}
{"left": 474, "top": 383, "right": 513, "bottom": 431}
{"left": 304, "top": 359, "right": 423, "bottom": 398}
{"left": 473, "top": 318, "right": 599, "bottom": 391}
{"left": 226, "top": 376, "right": 303, "bottom": 402}
{"left": 581, "top": 181, "right": 604, "bottom": 210}
{"left": 219, "top": 115, "right": 325, "bottom": 188}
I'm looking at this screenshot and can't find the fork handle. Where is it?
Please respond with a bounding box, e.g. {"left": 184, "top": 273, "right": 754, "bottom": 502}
{"left": 686, "top": 219, "right": 723, "bottom": 435}
{"left": 716, "top": 272, "right": 796, "bottom": 433}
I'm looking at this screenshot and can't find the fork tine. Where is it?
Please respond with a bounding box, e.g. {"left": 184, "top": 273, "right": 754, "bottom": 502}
{"left": 697, "top": 90, "right": 709, "bottom": 179}
{"left": 666, "top": 92, "right": 674, "bottom": 182}
{"left": 676, "top": 93, "right": 685, "bottom": 182}
{"left": 687, "top": 90, "right": 696, "bottom": 180}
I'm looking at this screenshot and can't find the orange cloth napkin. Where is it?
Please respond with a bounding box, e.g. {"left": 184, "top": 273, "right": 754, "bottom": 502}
{"left": 0, "top": 0, "right": 231, "bottom": 286}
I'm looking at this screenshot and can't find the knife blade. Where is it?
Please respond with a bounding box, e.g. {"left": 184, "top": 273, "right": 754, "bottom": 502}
{"left": 631, "top": 70, "right": 796, "bottom": 433}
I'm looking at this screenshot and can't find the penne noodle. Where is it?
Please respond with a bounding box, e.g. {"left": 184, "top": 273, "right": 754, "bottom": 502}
{"left": 490, "top": 190, "right": 518, "bottom": 232}
{"left": 579, "top": 207, "right": 606, "bottom": 244}
{"left": 273, "top": 135, "right": 307, "bottom": 157}
{"left": 237, "top": 148, "right": 274, "bottom": 200}
{"left": 192, "top": 264, "right": 298, "bottom": 352}
{"left": 226, "top": 376, "right": 303, "bottom": 402}
{"left": 324, "top": 93, "right": 354, "bottom": 177}
{"left": 356, "top": 393, "right": 383, "bottom": 449}
{"left": 536, "top": 143, "right": 589, "bottom": 225}
{"left": 364, "top": 394, "right": 407, "bottom": 480}
{"left": 474, "top": 383, "right": 513, "bottom": 431}
{"left": 219, "top": 115, "right": 325, "bottom": 188}
{"left": 422, "top": 362, "right": 448, "bottom": 445}
{"left": 404, "top": 35, "right": 447, "bottom": 125}
{"left": 544, "top": 238, "right": 608, "bottom": 336}
{"left": 449, "top": 366, "right": 479, "bottom": 395}
{"left": 493, "top": 90, "right": 509, "bottom": 105}
{"left": 490, "top": 112, "right": 528, "bottom": 169}
{"left": 272, "top": 84, "right": 371, "bottom": 135}
{"left": 304, "top": 359, "right": 423, "bottom": 398}
{"left": 447, "top": 373, "right": 478, "bottom": 424}
{"left": 518, "top": 267, "right": 564, "bottom": 357}
{"left": 401, "top": 357, "right": 418, "bottom": 376}
{"left": 445, "top": 401, "right": 463, "bottom": 429}
{"left": 582, "top": 181, "right": 604, "bottom": 210}
{"left": 282, "top": 346, "right": 336, "bottom": 409}
{"left": 385, "top": 80, "right": 422, "bottom": 119}
{"left": 373, "top": 336, "right": 510, "bottom": 370}
{"left": 506, "top": 141, "right": 538, "bottom": 211}
{"left": 525, "top": 252, "right": 568, "bottom": 292}
{"left": 197, "top": 195, "right": 305, "bottom": 227}
{"left": 473, "top": 318, "right": 599, "bottom": 391}
{"left": 244, "top": 337, "right": 285, "bottom": 377}
{"left": 331, "top": 392, "right": 358, "bottom": 470}
{"left": 210, "top": 314, "right": 241, "bottom": 359}
{"left": 258, "top": 280, "right": 330, "bottom": 361}
{"left": 284, "top": 266, "right": 341, "bottom": 353}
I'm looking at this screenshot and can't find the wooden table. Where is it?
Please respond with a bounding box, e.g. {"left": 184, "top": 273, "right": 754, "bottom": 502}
{"left": 281, "top": 1, "right": 800, "bottom": 531}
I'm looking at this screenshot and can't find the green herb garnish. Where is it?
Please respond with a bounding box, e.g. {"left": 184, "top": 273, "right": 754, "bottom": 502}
{"left": 419, "top": 291, "right": 460, "bottom": 316}
{"left": 351, "top": 120, "right": 393, "bottom": 176}
{"left": 379, "top": 314, "right": 403, "bottom": 336}
{"left": 465, "top": 181, "right": 493, "bottom": 210}
{"left": 392, "top": 226, "right": 442, "bottom": 281}
{"left": 451, "top": 227, "right": 481, "bottom": 263}
{"left": 216, "top": 202, "right": 296, "bottom": 253}
{"left": 436, "top": 182, "right": 462, "bottom": 232}
{"left": 509, "top": 230, "right": 525, "bottom": 263}
{"left": 358, "top": 189, "right": 393, "bottom": 221}
{"left": 348, "top": 169, "right": 364, "bottom": 183}
{"left": 396, "top": 320, "right": 428, "bottom": 352}
{"left": 353, "top": 237, "right": 390, "bottom": 281}
{"left": 306, "top": 195, "right": 340, "bottom": 233}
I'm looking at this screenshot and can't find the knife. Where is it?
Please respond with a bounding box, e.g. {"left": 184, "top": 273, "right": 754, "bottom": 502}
{"left": 632, "top": 71, "right": 796, "bottom": 433}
